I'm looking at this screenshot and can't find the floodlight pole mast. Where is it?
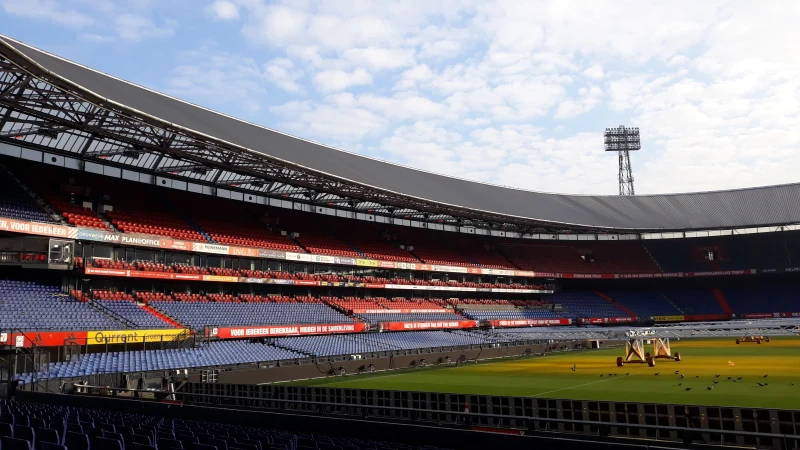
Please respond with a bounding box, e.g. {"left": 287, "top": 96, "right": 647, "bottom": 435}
{"left": 618, "top": 150, "right": 634, "bottom": 196}
{"left": 604, "top": 125, "right": 641, "bottom": 196}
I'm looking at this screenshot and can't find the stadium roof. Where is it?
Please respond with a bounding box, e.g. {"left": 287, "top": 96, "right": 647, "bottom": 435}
{"left": 1, "top": 35, "right": 799, "bottom": 233}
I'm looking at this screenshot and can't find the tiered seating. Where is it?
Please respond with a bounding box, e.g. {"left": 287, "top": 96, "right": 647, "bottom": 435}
{"left": 179, "top": 194, "right": 301, "bottom": 251}
{"left": 660, "top": 289, "right": 725, "bottom": 316}
{"left": 325, "top": 297, "right": 386, "bottom": 311}
{"left": 20, "top": 341, "right": 304, "bottom": 381}
{"left": 357, "top": 312, "right": 464, "bottom": 323}
{"left": 92, "top": 290, "right": 174, "bottom": 328}
{"left": 107, "top": 208, "right": 204, "bottom": 241}
{"left": 0, "top": 280, "right": 121, "bottom": 330}
{"left": 0, "top": 174, "right": 55, "bottom": 223}
{"left": 374, "top": 297, "right": 444, "bottom": 309}
{"left": 0, "top": 400, "right": 450, "bottom": 450}
{"left": 603, "top": 290, "right": 683, "bottom": 317}
{"left": 325, "top": 219, "right": 419, "bottom": 263}
{"left": 722, "top": 286, "right": 800, "bottom": 314}
{"left": 498, "top": 241, "right": 660, "bottom": 274}
{"left": 548, "top": 291, "right": 629, "bottom": 318}
{"left": 392, "top": 228, "right": 477, "bottom": 267}
{"left": 645, "top": 234, "right": 794, "bottom": 272}
{"left": 277, "top": 331, "right": 491, "bottom": 356}
{"left": 462, "top": 309, "right": 565, "bottom": 321}
{"left": 150, "top": 299, "right": 355, "bottom": 329}
{"left": 448, "top": 236, "right": 514, "bottom": 269}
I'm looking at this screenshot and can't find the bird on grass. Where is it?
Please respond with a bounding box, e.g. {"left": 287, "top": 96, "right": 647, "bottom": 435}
{"left": 733, "top": 379, "right": 738, "bottom": 383}
{"left": 713, "top": 380, "right": 719, "bottom": 384}
{"left": 707, "top": 386, "right": 714, "bottom": 391}
{"left": 600, "top": 374, "right": 604, "bottom": 377}
{"left": 571, "top": 364, "right": 576, "bottom": 372}
{"left": 654, "top": 373, "right": 660, "bottom": 376}
{"left": 678, "top": 383, "right": 682, "bottom": 386}
{"left": 763, "top": 375, "right": 768, "bottom": 378}
{"left": 685, "top": 388, "right": 693, "bottom": 391}
{"left": 680, "top": 374, "right": 685, "bottom": 379}
{"left": 737, "top": 377, "right": 743, "bottom": 380}
{"left": 695, "top": 375, "right": 700, "bottom": 379}
{"left": 792, "top": 382, "right": 795, "bottom": 386}
{"left": 727, "top": 377, "right": 732, "bottom": 380}
{"left": 757, "top": 382, "right": 767, "bottom": 387}
{"left": 674, "top": 370, "right": 680, "bottom": 375}
{"left": 715, "top": 374, "right": 721, "bottom": 378}
{"left": 608, "top": 374, "right": 613, "bottom": 377}
{"left": 626, "top": 373, "right": 630, "bottom": 376}
{"left": 613, "top": 373, "right": 618, "bottom": 376}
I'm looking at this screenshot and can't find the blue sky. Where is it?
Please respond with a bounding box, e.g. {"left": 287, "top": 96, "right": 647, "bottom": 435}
{"left": 2, "top": 0, "right": 799, "bottom": 195}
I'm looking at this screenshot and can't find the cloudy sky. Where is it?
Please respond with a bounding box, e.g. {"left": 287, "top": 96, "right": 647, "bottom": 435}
{"left": 1, "top": 0, "right": 799, "bottom": 195}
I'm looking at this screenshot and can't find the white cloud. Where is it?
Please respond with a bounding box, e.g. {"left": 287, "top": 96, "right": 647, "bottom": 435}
{"left": 114, "top": 13, "right": 174, "bottom": 41}
{"left": 554, "top": 86, "right": 603, "bottom": 119}
{"left": 264, "top": 58, "right": 304, "bottom": 93}
{"left": 20, "top": 0, "right": 794, "bottom": 197}
{"left": 167, "top": 49, "right": 268, "bottom": 112}
{"left": 313, "top": 68, "right": 373, "bottom": 92}
{"left": 583, "top": 64, "right": 604, "bottom": 80}
{"left": 206, "top": 0, "right": 239, "bottom": 21}
{"left": 1, "top": 0, "right": 94, "bottom": 28}
{"left": 341, "top": 47, "right": 415, "bottom": 71}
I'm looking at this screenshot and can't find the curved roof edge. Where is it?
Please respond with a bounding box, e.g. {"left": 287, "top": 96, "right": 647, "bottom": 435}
{"left": 2, "top": 35, "right": 800, "bottom": 232}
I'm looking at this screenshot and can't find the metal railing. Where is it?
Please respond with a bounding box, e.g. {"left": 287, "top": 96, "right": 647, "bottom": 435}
{"left": 61, "top": 384, "right": 800, "bottom": 449}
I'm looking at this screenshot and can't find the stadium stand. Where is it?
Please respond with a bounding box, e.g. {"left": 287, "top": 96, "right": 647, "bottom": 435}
{"left": 0, "top": 400, "right": 452, "bottom": 450}
{"left": 357, "top": 312, "right": 465, "bottom": 323}
{"left": 276, "top": 331, "right": 492, "bottom": 357}
{"left": 19, "top": 341, "right": 305, "bottom": 383}
{"left": 602, "top": 290, "right": 684, "bottom": 317}
{"left": 723, "top": 285, "right": 800, "bottom": 315}
{"left": 91, "top": 291, "right": 175, "bottom": 329}
{"left": 660, "top": 289, "right": 725, "bottom": 316}
{"left": 0, "top": 280, "right": 121, "bottom": 331}
{"left": 149, "top": 298, "right": 357, "bottom": 330}
{"left": 497, "top": 241, "right": 661, "bottom": 274}
{"left": 548, "top": 291, "right": 630, "bottom": 318}
{"left": 0, "top": 172, "right": 56, "bottom": 224}
{"left": 461, "top": 309, "right": 565, "bottom": 321}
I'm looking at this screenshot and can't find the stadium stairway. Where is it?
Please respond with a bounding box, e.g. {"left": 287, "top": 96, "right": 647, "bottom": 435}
{"left": 140, "top": 303, "right": 182, "bottom": 328}
{"left": 159, "top": 193, "right": 215, "bottom": 243}
{"left": 594, "top": 290, "right": 637, "bottom": 318}
{"left": 712, "top": 287, "right": 734, "bottom": 315}
{"left": 641, "top": 243, "right": 664, "bottom": 272}
{"left": 660, "top": 291, "right": 685, "bottom": 314}
{"left": 493, "top": 247, "right": 523, "bottom": 270}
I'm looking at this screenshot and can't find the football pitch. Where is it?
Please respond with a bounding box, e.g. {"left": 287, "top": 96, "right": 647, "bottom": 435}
{"left": 289, "top": 337, "right": 800, "bottom": 409}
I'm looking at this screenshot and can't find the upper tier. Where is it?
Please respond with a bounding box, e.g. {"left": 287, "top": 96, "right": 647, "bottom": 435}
{"left": 3, "top": 35, "right": 800, "bottom": 231}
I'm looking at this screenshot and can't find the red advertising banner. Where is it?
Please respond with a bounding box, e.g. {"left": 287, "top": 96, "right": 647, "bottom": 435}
{"left": 0, "top": 331, "right": 88, "bottom": 348}
{"left": 352, "top": 308, "right": 448, "bottom": 314}
{"left": 0, "top": 218, "right": 76, "bottom": 239}
{"left": 384, "top": 320, "right": 478, "bottom": 331}
{"left": 489, "top": 319, "right": 571, "bottom": 327}
{"left": 740, "top": 313, "right": 780, "bottom": 319}
{"left": 85, "top": 267, "right": 203, "bottom": 281}
{"left": 215, "top": 322, "right": 366, "bottom": 338}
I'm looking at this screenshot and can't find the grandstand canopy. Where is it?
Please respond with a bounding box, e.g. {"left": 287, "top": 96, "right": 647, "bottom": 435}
{"left": 1, "top": 35, "right": 799, "bottom": 233}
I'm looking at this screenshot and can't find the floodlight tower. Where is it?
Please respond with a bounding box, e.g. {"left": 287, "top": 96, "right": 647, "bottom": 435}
{"left": 604, "top": 125, "right": 641, "bottom": 196}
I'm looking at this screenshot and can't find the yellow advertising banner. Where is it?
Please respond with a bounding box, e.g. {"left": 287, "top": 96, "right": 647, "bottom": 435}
{"left": 201, "top": 275, "right": 239, "bottom": 283}
{"left": 356, "top": 259, "right": 379, "bottom": 267}
{"left": 653, "top": 315, "right": 685, "bottom": 322}
{"left": 86, "top": 329, "right": 187, "bottom": 345}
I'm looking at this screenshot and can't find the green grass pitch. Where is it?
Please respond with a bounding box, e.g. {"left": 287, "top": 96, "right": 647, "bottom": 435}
{"left": 288, "top": 337, "right": 800, "bottom": 409}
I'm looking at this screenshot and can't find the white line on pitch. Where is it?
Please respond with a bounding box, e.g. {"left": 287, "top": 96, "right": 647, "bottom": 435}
{"left": 529, "top": 372, "right": 642, "bottom": 397}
